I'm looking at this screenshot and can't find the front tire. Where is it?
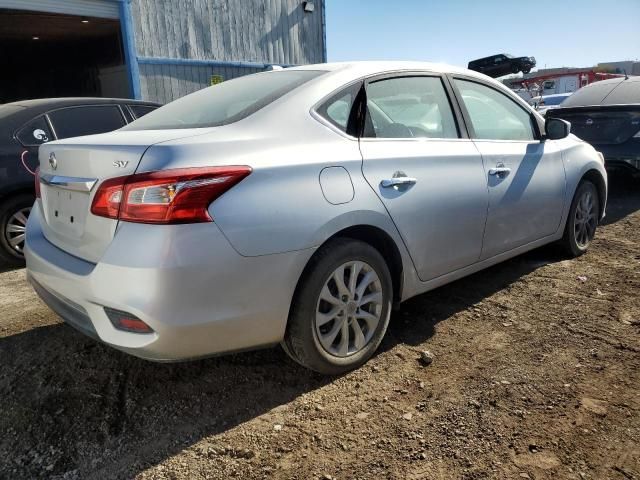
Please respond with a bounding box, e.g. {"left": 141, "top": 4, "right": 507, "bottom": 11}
{"left": 0, "top": 194, "right": 34, "bottom": 267}
{"left": 283, "top": 238, "right": 393, "bottom": 375}
{"left": 560, "top": 181, "right": 599, "bottom": 257}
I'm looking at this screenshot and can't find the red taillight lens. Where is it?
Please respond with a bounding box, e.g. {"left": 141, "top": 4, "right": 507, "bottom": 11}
{"left": 90, "top": 176, "right": 126, "bottom": 219}
{"left": 35, "top": 167, "right": 41, "bottom": 198}
{"left": 90, "top": 166, "right": 251, "bottom": 224}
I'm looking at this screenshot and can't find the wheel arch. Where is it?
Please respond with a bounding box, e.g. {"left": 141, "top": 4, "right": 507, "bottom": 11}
{"left": 290, "top": 224, "right": 405, "bottom": 316}
{"left": 580, "top": 168, "right": 607, "bottom": 220}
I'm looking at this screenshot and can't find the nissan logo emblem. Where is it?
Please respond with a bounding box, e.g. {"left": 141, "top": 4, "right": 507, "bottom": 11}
{"left": 49, "top": 152, "right": 57, "bottom": 170}
{"left": 585, "top": 118, "right": 594, "bottom": 126}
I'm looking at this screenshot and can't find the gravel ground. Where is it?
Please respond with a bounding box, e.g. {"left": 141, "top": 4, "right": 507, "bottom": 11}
{"left": 1, "top": 176, "right": 638, "bottom": 480}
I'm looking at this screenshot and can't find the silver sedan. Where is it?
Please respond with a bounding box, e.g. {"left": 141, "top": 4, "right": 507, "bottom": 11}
{"left": 25, "top": 62, "right": 607, "bottom": 374}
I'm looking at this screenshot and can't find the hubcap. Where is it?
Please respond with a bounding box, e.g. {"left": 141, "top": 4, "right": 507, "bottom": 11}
{"left": 5, "top": 207, "right": 31, "bottom": 255}
{"left": 574, "top": 190, "right": 596, "bottom": 248}
{"left": 315, "top": 261, "right": 383, "bottom": 357}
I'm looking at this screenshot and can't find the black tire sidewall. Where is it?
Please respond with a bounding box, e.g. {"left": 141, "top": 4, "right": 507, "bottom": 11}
{"left": 0, "top": 194, "right": 35, "bottom": 266}
{"left": 564, "top": 181, "right": 598, "bottom": 256}
{"left": 286, "top": 239, "right": 392, "bottom": 374}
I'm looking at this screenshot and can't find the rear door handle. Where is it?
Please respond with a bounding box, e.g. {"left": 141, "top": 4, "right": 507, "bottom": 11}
{"left": 380, "top": 177, "right": 417, "bottom": 188}
{"left": 488, "top": 165, "right": 511, "bottom": 177}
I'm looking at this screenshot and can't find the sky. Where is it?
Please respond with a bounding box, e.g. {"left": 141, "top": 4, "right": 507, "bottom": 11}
{"left": 325, "top": 0, "right": 640, "bottom": 70}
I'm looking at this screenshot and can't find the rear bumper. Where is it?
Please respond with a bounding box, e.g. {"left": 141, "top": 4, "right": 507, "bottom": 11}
{"left": 25, "top": 205, "right": 314, "bottom": 361}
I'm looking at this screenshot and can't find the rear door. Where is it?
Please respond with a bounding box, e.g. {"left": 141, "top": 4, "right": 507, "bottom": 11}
{"left": 451, "top": 76, "right": 566, "bottom": 260}
{"left": 359, "top": 73, "right": 488, "bottom": 281}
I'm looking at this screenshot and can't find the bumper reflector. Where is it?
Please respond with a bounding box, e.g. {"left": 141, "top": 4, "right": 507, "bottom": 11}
{"left": 104, "top": 307, "right": 154, "bottom": 334}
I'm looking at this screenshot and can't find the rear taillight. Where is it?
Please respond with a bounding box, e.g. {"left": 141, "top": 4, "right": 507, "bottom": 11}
{"left": 35, "top": 167, "right": 41, "bottom": 198}
{"left": 90, "top": 166, "right": 251, "bottom": 224}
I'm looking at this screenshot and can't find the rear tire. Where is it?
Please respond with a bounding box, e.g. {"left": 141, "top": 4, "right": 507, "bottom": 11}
{"left": 283, "top": 238, "right": 392, "bottom": 375}
{"left": 559, "top": 181, "right": 599, "bottom": 257}
{"left": 0, "top": 194, "right": 34, "bottom": 267}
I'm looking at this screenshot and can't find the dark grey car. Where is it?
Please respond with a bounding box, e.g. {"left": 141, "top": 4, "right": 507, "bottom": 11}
{"left": 547, "top": 76, "right": 640, "bottom": 176}
{"left": 0, "top": 97, "right": 159, "bottom": 265}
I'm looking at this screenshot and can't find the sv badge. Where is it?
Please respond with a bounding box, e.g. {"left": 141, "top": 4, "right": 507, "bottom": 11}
{"left": 113, "top": 160, "right": 129, "bottom": 168}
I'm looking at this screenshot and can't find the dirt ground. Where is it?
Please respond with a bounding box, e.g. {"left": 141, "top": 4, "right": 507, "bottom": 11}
{"left": 1, "top": 176, "right": 638, "bottom": 480}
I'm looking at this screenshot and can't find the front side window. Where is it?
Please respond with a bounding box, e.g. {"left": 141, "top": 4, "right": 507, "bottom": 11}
{"left": 454, "top": 79, "right": 536, "bottom": 141}
{"left": 123, "top": 70, "right": 325, "bottom": 131}
{"left": 48, "top": 105, "right": 126, "bottom": 139}
{"left": 364, "top": 76, "right": 458, "bottom": 139}
{"left": 16, "top": 115, "right": 53, "bottom": 146}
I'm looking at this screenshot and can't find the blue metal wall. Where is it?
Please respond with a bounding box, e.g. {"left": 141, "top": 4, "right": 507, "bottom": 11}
{"left": 127, "top": 0, "right": 327, "bottom": 103}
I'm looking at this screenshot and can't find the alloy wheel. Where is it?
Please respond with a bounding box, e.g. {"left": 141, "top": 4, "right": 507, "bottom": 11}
{"left": 315, "top": 261, "right": 383, "bottom": 357}
{"left": 5, "top": 207, "right": 30, "bottom": 255}
{"left": 574, "top": 189, "right": 597, "bottom": 248}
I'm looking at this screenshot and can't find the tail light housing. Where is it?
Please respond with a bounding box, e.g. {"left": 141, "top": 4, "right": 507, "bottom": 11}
{"left": 91, "top": 166, "right": 251, "bottom": 224}
{"left": 35, "top": 167, "right": 41, "bottom": 198}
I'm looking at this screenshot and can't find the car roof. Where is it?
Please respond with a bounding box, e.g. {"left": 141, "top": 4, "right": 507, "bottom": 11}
{"left": 290, "top": 61, "right": 492, "bottom": 82}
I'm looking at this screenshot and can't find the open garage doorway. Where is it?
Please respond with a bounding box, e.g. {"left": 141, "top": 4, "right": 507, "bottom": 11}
{"left": 0, "top": 9, "right": 130, "bottom": 103}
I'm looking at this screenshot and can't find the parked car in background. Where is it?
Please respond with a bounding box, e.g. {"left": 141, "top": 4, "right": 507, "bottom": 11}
{"left": 26, "top": 62, "right": 606, "bottom": 374}
{"left": 547, "top": 75, "right": 640, "bottom": 176}
{"left": 0, "top": 98, "right": 160, "bottom": 265}
{"left": 529, "top": 92, "right": 572, "bottom": 115}
{"left": 468, "top": 53, "right": 536, "bottom": 78}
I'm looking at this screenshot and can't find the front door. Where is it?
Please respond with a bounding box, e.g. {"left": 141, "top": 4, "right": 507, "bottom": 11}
{"left": 451, "top": 78, "right": 566, "bottom": 260}
{"left": 359, "top": 75, "right": 489, "bottom": 281}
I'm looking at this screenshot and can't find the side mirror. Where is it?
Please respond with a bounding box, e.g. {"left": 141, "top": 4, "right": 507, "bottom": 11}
{"left": 545, "top": 118, "right": 571, "bottom": 140}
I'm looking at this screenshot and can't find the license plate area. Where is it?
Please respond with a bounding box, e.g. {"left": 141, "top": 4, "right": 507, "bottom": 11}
{"left": 41, "top": 186, "right": 90, "bottom": 238}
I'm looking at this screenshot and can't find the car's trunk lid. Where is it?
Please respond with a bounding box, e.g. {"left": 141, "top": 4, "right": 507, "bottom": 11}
{"left": 36, "top": 129, "right": 209, "bottom": 263}
{"left": 548, "top": 105, "right": 640, "bottom": 145}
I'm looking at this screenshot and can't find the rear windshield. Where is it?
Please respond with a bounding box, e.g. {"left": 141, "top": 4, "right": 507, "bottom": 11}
{"left": 122, "top": 70, "right": 325, "bottom": 131}
{"left": 562, "top": 81, "right": 621, "bottom": 107}
{"left": 601, "top": 79, "right": 640, "bottom": 105}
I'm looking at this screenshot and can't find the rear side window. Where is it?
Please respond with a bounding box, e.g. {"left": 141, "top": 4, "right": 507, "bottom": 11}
{"left": 123, "top": 70, "right": 325, "bottom": 131}
{"left": 454, "top": 79, "right": 535, "bottom": 141}
{"left": 316, "top": 82, "right": 361, "bottom": 133}
{"left": 364, "top": 76, "right": 458, "bottom": 139}
{"left": 48, "top": 105, "right": 126, "bottom": 139}
{"left": 16, "top": 116, "right": 53, "bottom": 146}
{"left": 129, "top": 105, "right": 158, "bottom": 119}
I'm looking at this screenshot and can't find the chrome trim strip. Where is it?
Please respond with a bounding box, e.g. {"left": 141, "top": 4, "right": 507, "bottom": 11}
{"left": 40, "top": 174, "right": 97, "bottom": 192}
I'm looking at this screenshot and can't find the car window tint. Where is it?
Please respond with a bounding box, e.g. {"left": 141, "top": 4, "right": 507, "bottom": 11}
{"left": 316, "top": 83, "right": 361, "bottom": 133}
{"left": 364, "top": 76, "right": 458, "bottom": 139}
{"left": 16, "top": 115, "right": 53, "bottom": 146}
{"left": 455, "top": 79, "right": 535, "bottom": 141}
{"left": 129, "top": 105, "right": 158, "bottom": 119}
{"left": 561, "top": 81, "right": 619, "bottom": 107}
{"left": 48, "top": 106, "right": 126, "bottom": 139}
{"left": 601, "top": 79, "right": 640, "bottom": 105}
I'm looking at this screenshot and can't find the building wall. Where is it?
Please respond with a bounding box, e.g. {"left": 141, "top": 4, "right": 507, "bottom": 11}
{"left": 130, "top": 0, "right": 326, "bottom": 103}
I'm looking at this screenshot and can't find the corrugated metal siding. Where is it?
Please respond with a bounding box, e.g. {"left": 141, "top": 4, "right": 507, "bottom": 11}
{"left": 138, "top": 63, "right": 263, "bottom": 104}
{"left": 0, "top": 0, "right": 119, "bottom": 18}
{"left": 131, "top": 0, "right": 325, "bottom": 65}
{"left": 132, "top": 0, "right": 325, "bottom": 104}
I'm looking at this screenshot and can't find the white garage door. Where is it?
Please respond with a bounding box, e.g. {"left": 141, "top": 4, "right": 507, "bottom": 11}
{"left": 0, "top": 0, "right": 119, "bottom": 19}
